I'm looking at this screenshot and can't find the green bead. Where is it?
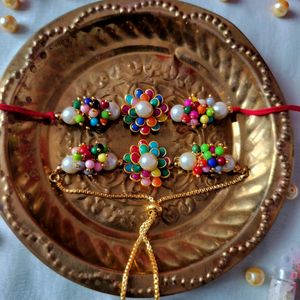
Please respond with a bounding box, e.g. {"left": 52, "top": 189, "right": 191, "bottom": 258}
{"left": 150, "top": 98, "right": 159, "bottom": 107}
{"left": 74, "top": 114, "right": 84, "bottom": 123}
{"left": 73, "top": 99, "right": 81, "bottom": 109}
{"left": 101, "top": 110, "right": 110, "bottom": 119}
{"left": 206, "top": 107, "right": 214, "bottom": 117}
{"left": 184, "top": 106, "right": 191, "bottom": 114}
{"left": 158, "top": 158, "right": 167, "bottom": 168}
{"left": 161, "top": 168, "right": 170, "bottom": 178}
{"left": 201, "top": 143, "right": 209, "bottom": 152}
{"left": 203, "top": 151, "right": 212, "bottom": 160}
{"left": 123, "top": 153, "right": 131, "bottom": 163}
{"left": 192, "top": 144, "right": 201, "bottom": 153}
{"left": 129, "top": 108, "right": 137, "bottom": 117}
{"left": 139, "top": 144, "right": 149, "bottom": 154}
{"left": 102, "top": 144, "right": 108, "bottom": 153}
{"left": 124, "top": 115, "right": 133, "bottom": 124}
{"left": 132, "top": 165, "right": 142, "bottom": 173}
{"left": 215, "top": 146, "right": 224, "bottom": 156}
{"left": 91, "top": 146, "right": 99, "bottom": 156}
{"left": 73, "top": 153, "right": 82, "bottom": 161}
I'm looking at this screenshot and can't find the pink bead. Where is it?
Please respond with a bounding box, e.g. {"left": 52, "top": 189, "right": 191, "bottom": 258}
{"left": 141, "top": 178, "right": 151, "bottom": 186}
{"left": 141, "top": 170, "right": 151, "bottom": 178}
{"left": 89, "top": 108, "right": 99, "bottom": 118}
{"left": 80, "top": 104, "right": 90, "bottom": 114}
{"left": 202, "top": 166, "right": 211, "bottom": 173}
{"left": 190, "top": 119, "right": 199, "bottom": 126}
{"left": 209, "top": 146, "right": 215, "bottom": 152}
{"left": 131, "top": 173, "right": 140, "bottom": 181}
{"left": 85, "top": 160, "right": 95, "bottom": 169}
{"left": 131, "top": 98, "right": 138, "bottom": 106}
{"left": 71, "top": 147, "right": 79, "bottom": 155}
{"left": 189, "top": 110, "right": 199, "bottom": 119}
{"left": 145, "top": 89, "right": 154, "bottom": 99}
{"left": 184, "top": 99, "right": 192, "bottom": 106}
{"left": 94, "top": 162, "right": 102, "bottom": 172}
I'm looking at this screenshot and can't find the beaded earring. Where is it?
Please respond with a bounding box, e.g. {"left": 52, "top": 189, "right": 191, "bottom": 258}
{"left": 176, "top": 142, "right": 237, "bottom": 176}
{"left": 121, "top": 88, "right": 169, "bottom": 135}
{"left": 60, "top": 96, "right": 121, "bottom": 130}
{"left": 170, "top": 95, "right": 230, "bottom": 128}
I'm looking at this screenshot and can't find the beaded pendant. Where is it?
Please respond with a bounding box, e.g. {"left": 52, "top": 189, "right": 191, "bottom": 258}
{"left": 60, "top": 96, "right": 120, "bottom": 130}
{"left": 170, "top": 96, "right": 230, "bottom": 128}
{"left": 121, "top": 88, "right": 169, "bottom": 136}
{"left": 60, "top": 143, "right": 118, "bottom": 175}
{"left": 123, "top": 139, "right": 171, "bottom": 187}
{"left": 177, "top": 142, "right": 236, "bottom": 176}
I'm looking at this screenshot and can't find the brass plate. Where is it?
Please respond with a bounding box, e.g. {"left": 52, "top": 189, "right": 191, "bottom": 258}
{"left": 0, "top": 0, "right": 293, "bottom": 297}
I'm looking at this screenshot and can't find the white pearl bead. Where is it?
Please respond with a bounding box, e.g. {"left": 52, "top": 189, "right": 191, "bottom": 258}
{"left": 61, "top": 106, "right": 77, "bottom": 125}
{"left": 61, "top": 156, "right": 78, "bottom": 174}
{"left": 135, "top": 101, "right": 153, "bottom": 118}
{"left": 179, "top": 152, "right": 197, "bottom": 171}
{"left": 213, "top": 102, "right": 228, "bottom": 120}
{"left": 222, "top": 155, "right": 236, "bottom": 172}
{"left": 206, "top": 97, "right": 215, "bottom": 106}
{"left": 170, "top": 104, "right": 184, "bottom": 122}
{"left": 139, "top": 153, "right": 158, "bottom": 171}
{"left": 272, "top": 1, "right": 289, "bottom": 18}
{"left": 103, "top": 153, "right": 118, "bottom": 171}
{"left": 108, "top": 102, "right": 121, "bottom": 120}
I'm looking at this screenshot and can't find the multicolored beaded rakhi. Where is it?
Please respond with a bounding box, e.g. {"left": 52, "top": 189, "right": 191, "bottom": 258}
{"left": 60, "top": 96, "right": 120, "bottom": 130}
{"left": 176, "top": 142, "right": 236, "bottom": 176}
{"left": 123, "top": 139, "right": 171, "bottom": 187}
{"left": 170, "top": 95, "right": 230, "bottom": 128}
{"left": 121, "top": 88, "right": 169, "bottom": 135}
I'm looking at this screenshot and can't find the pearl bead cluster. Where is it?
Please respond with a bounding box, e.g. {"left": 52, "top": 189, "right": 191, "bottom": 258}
{"left": 61, "top": 96, "right": 120, "bottom": 129}
{"left": 121, "top": 88, "right": 169, "bottom": 136}
{"left": 170, "top": 96, "right": 229, "bottom": 128}
{"left": 178, "top": 142, "right": 236, "bottom": 176}
{"left": 123, "top": 139, "right": 171, "bottom": 187}
{"left": 61, "top": 143, "right": 118, "bottom": 175}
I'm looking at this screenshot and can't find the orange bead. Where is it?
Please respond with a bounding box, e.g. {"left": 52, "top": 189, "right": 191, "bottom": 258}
{"left": 146, "top": 116, "right": 157, "bottom": 127}
{"left": 140, "top": 93, "right": 150, "bottom": 101}
{"left": 197, "top": 105, "right": 206, "bottom": 115}
{"left": 152, "top": 177, "right": 162, "bottom": 188}
{"left": 0, "top": 15, "right": 18, "bottom": 33}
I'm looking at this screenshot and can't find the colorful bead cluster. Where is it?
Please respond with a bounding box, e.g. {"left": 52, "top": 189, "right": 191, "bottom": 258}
{"left": 170, "top": 96, "right": 229, "bottom": 128}
{"left": 121, "top": 88, "right": 169, "bottom": 136}
{"left": 178, "top": 143, "right": 236, "bottom": 176}
{"left": 123, "top": 140, "right": 171, "bottom": 187}
{"left": 61, "top": 143, "right": 118, "bottom": 175}
{"left": 61, "top": 96, "right": 120, "bottom": 129}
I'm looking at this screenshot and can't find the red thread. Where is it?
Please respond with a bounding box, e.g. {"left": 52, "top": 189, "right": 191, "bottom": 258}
{"left": 232, "top": 105, "right": 300, "bottom": 116}
{"left": 0, "top": 103, "right": 56, "bottom": 122}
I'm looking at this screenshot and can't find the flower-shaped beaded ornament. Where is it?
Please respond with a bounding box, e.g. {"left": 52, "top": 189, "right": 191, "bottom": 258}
{"left": 61, "top": 143, "right": 118, "bottom": 175}
{"left": 170, "top": 96, "right": 229, "bottom": 128}
{"left": 121, "top": 88, "right": 169, "bottom": 135}
{"left": 123, "top": 140, "right": 171, "bottom": 187}
{"left": 61, "top": 96, "right": 120, "bottom": 130}
{"left": 178, "top": 142, "right": 236, "bottom": 176}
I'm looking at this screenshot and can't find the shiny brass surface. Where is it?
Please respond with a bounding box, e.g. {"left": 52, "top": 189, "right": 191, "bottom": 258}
{"left": 0, "top": 0, "right": 293, "bottom": 297}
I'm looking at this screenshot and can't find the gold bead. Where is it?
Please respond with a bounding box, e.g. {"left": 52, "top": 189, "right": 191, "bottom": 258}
{"left": 245, "top": 267, "right": 265, "bottom": 286}
{"left": 0, "top": 15, "right": 18, "bottom": 33}
{"left": 272, "top": 0, "right": 289, "bottom": 18}
{"left": 3, "top": 0, "right": 21, "bottom": 9}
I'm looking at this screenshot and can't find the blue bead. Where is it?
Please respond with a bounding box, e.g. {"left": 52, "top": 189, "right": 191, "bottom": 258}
{"left": 130, "top": 123, "right": 140, "bottom": 132}
{"left": 124, "top": 163, "right": 133, "bottom": 173}
{"left": 149, "top": 141, "right": 159, "bottom": 149}
{"left": 125, "top": 94, "right": 134, "bottom": 105}
{"left": 84, "top": 98, "right": 92, "bottom": 105}
{"left": 208, "top": 117, "right": 214, "bottom": 124}
{"left": 206, "top": 97, "right": 215, "bottom": 106}
{"left": 84, "top": 169, "right": 93, "bottom": 175}
{"left": 135, "top": 88, "right": 143, "bottom": 98}
{"left": 152, "top": 123, "right": 161, "bottom": 131}
{"left": 156, "top": 94, "right": 163, "bottom": 104}
{"left": 215, "top": 166, "right": 223, "bottom": 173}
{"left": 135, "top": 117, "right": 145, "bottom": 127}
{"left": 208, "top": 157, "right": 217, "bottom": 168}
{"left": 90, "top": 117, "right": 99, "bottom": 126}
{"left": 150, "top": 148, "right": 160, "bottom": 157}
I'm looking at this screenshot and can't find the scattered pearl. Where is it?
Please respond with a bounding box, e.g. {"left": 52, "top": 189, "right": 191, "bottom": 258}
{"left": 272, "top": 0, "right": 289, "bottom": 18}
{"left": 206, "top": 97, "right": 215, "bottom": 106}
{"left": 108, "top": 102, "right": 121, "bottom": 120}
{"left": 179, "top": 152, "right": 197, "bottom": 171}
{"left": 103, "top": 152, "right": 118, "bottom": 171}
{"left": 3, "top": 0, "right": 21, "bottom": 9}
{"left": 139, "top": 153, "right": 158, "bottom": 171}
{"left": 222, "top": 154, "right": 236, "bottom": 172}
{"left": 0, "top": 15, "right": 18, "bottom": 33}
{"left": 245, "top": 267, "right": 265, "bottom": 286}
{"left": 61, "top": 107, "right": 77, "bottom": 125}
{"left": 170, "top": 104, "right": 184, "bottom": 122}
{"left": 213, "top": 102, "right": 228, "bottom": 120}
{"left": 61, "top": 156, "right": 78, "bottom": 174}
{"left": 135, "top": 101, "right": 153, "bottom": 118}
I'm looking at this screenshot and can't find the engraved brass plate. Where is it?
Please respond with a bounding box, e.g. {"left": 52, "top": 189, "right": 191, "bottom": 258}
{"left": 0, "top": 0, "right": 293, "bottom": 297}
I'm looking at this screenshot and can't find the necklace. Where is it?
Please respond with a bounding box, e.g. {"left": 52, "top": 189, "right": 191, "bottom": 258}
{"left": 49, "top": 167, "right": 249, "bottom": 300}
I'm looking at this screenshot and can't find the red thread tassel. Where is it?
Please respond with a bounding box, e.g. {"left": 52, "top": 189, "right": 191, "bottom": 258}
{"left": 0, "top": 103, "right": 56, "bottom": 122}
{"left": 232, "top": 105, "right": 300, "bottom": 116}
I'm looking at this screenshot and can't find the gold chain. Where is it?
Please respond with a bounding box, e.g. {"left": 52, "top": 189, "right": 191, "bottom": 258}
{"left": 49, "top": 167, "right": 249, "bottom": 300}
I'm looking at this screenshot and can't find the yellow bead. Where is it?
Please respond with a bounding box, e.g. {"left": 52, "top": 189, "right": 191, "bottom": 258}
{"left": 272, "top": 0, "right": 289, "bottom": 18}
{"left": 98, "top": 153, "right": 107, "bottom": 163}
{"left": 191, "top": 96, "right": 198, "bottom": 102}
{"left": 0, "top": 15, "right": 18, "bottom": 33}
{"left": 200, "top": 115, "right": 209, "bottom": 124}
{"left": 245, "top": 267, "right": 265, "bottom": 286}
{"left": 151, "top": 168, "right": 161, "bottom": 178}
{"left": 3, "top": 0, "right": 21, "bottom": 9}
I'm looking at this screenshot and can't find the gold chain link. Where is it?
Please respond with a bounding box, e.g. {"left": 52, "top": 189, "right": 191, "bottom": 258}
{"left": 49, "top": 167, "right": 249, "bottom": 300}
